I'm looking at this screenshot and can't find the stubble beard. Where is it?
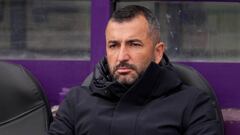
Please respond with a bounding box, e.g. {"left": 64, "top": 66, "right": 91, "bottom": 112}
{"left": 114, "top": 71, "right": 139, "bottom": 86}
{"left": 111, "top": 62, "right": 140, "bottom": 86}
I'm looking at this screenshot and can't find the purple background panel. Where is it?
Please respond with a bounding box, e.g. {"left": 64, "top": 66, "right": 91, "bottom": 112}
{"left": 7, "top": 60, "right": 91, "bottom": 105}
{"left": 91, "top": 0, "right": 110, "bottom": 69}
{"left": 225, "top": 122, "right": 240, "bottom": 135}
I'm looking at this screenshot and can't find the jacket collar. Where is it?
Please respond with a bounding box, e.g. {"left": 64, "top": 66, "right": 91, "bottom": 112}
{"left": 119, "top": 62, "right": 182, "bottom": 105}
{"left": 90, "top": 56, "right": 182, "bottom": 103}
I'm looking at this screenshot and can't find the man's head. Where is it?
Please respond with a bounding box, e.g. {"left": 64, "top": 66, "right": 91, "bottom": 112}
{"left": 105, "top": 5, "right": 165, "bottom": 86}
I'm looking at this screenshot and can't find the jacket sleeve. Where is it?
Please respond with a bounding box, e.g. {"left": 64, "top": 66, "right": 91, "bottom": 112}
{"left": 47, "top": 90, "right": 76, "bottom": 135}
{"left": 184, "top": 91, "right": 223, "bottom": 135}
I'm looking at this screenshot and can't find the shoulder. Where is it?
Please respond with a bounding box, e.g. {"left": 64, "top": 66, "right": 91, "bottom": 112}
{"left": 180, "top": 84, "right": 210, "bottom": 99}
{"left": 170, "top": 84, "right": 213, "bottom": 111}
{"left": 67, "top": 86, "right": 90, "bottom": 97}
{"left": 180, "top": 84, "right": 217, "bottom": 119}
{"left": 180, "top": 85, "right": 222, "bottom": 134}
{"left": 63, "top": 85, "right": 92, "bottom": 103}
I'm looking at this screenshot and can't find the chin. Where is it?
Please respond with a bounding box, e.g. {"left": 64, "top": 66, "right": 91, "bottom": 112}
{"left": 116, "top": 75, "right": 137, "bottom": 85}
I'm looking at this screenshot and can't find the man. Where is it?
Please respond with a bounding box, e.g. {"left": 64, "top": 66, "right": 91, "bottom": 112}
{"left": 48, "top": 5, "right": 222, "bottom": 135}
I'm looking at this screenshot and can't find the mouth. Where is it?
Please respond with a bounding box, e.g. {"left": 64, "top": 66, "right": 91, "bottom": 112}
{"left": 116, "top": 67, "right": 132, "bottom": 74}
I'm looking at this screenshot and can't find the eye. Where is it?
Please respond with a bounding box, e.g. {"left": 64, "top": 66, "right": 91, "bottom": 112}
{"left": 108, "top": 43, "right": 118, "bottom": 48}
{"left": 130, "top": 42, "right": 142, "bottom": 47}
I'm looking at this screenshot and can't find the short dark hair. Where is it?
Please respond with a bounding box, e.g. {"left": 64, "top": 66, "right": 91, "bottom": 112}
{"left": 110, "top": 5, "right": 161, "bottom": 45}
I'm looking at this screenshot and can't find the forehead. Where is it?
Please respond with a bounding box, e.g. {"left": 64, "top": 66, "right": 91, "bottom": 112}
{"left": 105, "top": 15, "right": 149, "bottom": 39}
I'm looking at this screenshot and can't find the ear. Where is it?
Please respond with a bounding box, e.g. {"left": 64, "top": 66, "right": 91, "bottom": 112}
{"left": 154, "top": 42, "right": 165, "bottom": 64}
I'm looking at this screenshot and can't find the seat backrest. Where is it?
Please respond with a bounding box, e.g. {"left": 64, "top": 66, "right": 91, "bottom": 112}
{"left": 0, "top": 62, "right": 53, "bottom": 135}
{"left": 82, "top": 72, "right": 93, "bottom": 87}
{"left": 172, "top": 63, "right": 224, "bottom": 133}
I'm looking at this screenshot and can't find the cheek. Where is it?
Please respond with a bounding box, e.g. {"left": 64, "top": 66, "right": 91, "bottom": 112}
{"left": 106, "top": 54, "right": 117, "bottom": 71}
{"left": 134, "top": 49, "right": 154, "bottom": 62}
{"left": 133, "top": 53, "right": 153, "bottom": 71}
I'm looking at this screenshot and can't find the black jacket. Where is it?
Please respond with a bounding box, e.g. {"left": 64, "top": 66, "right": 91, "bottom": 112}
{"left": 48, "top": 57, "right": 222, "bottom": 135}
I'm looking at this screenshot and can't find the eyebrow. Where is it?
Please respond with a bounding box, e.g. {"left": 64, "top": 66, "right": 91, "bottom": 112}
{"left": 107, "top": 40, "right": 120, "bottom": 44}
{"left": 126, "top": 39, "right": 143, "bottom": 44}
{"left": 107, "top": 39, "right": 143, "bottom": 44}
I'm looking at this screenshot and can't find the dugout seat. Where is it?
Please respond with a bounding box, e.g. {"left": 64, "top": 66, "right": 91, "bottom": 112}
{"left": 0, "top": 61, "right": 53, "bottom": 135}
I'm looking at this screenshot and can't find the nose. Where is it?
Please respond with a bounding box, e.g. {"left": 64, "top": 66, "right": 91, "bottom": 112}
{"left": 117, "top": 45, "right": 129, "bottom": 62}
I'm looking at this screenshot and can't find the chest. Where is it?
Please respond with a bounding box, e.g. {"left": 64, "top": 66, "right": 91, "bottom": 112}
{"left": 74, "top": 94, "right": 187, "bottom": 135}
